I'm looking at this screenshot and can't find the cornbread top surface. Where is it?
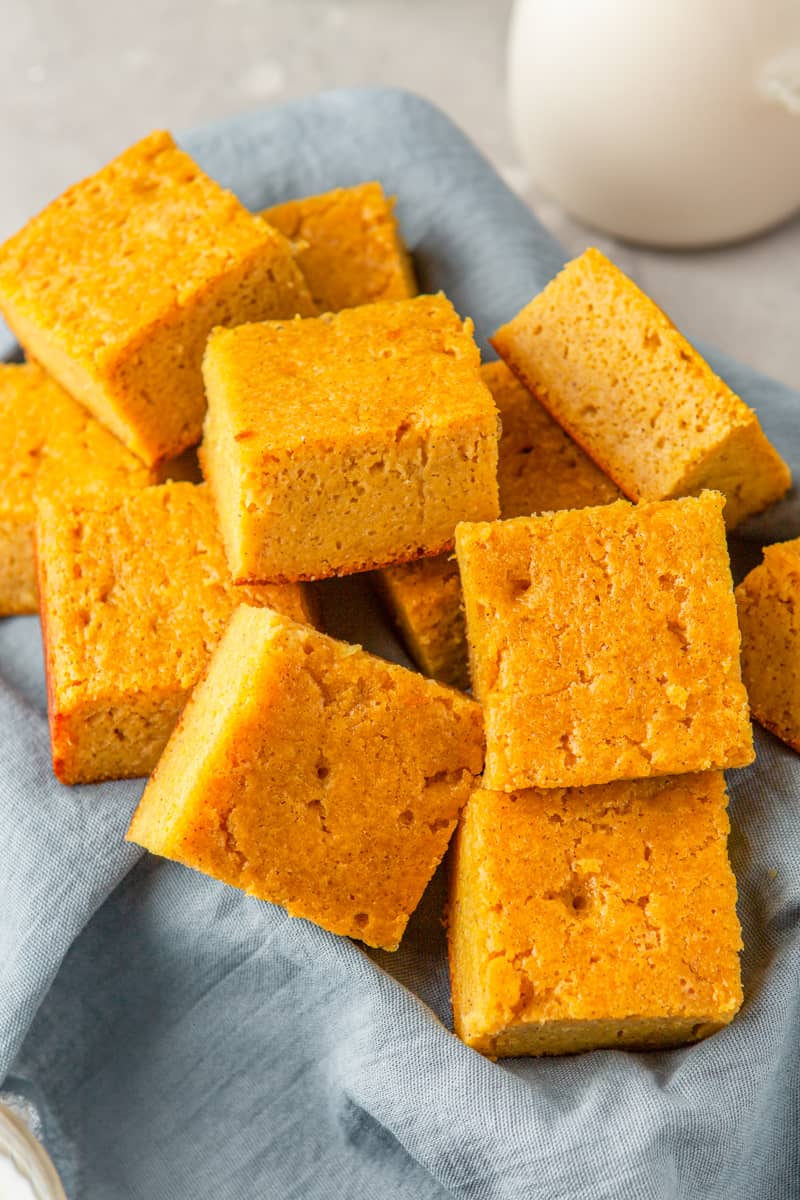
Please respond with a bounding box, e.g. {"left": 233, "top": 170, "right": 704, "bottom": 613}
{"left": 450, "top": 773, "right": 742, "bottom": 1050}
{"left": 203, "top": 294, "right": 492, "bottom": 448}
{"left": 485, "top": 360, "right": 620, "bottom": 517}
{"left": 128, "top": 607, "right": 484, "bottom": 951}
{"left": 264, "top": 182, "right": 416, "bottom": 313}
{"left": 0, "top": 362, "right": 151, "bottom": 521}
{"left": 456, "top": 491, "right": 753, "bottom": 790}
{"left": 491, "top": 248, "right": 790, "bottom": 516}
{"left": 38, "top": 482, "right": 311, "bottom": 705}
{"left": 0, "top": 131, "right": 299, "bottom": 363}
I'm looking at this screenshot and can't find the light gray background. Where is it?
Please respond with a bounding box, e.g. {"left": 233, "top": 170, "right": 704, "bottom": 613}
{"left": 1, "top": 14, "right": 800, "bottom": 1198}
{"left": 1, "top": 0, "right": 798, "bottom": 391}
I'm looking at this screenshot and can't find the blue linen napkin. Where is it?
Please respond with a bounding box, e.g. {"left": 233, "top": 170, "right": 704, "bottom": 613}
{"left": 1, "top": 88, "right": 799, "bottom": 1200}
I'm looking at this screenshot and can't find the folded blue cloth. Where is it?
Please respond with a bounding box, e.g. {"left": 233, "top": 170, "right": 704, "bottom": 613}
{"left": 1, "top": 88, "right": 799, "bottom": 1200}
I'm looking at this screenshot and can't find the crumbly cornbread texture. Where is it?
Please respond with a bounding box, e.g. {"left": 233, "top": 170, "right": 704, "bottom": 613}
{"left": 488, "top": 359, "right": 621, "bottom": 517}
{"left": 374, "top": 554, "right": 468, "bottom": 690}
{"left": 37, "top": 482, "right": 314, "bottom": 784}
{"left": 456, "top": 491, "right": 753, "bottom": 791}
{"left": 376, "top": 361, "right": 620, "bottom": 688}
{"left": 492, "top": 248, "right": 791, "bottom": 529}
{"left": 263, "top": 182, "right": 417, "bottom": 313}
{"left": 0, "top": 131, "right": 314, "bottom": 467}
{"left": 0, "top": 362, "right": 152, "bottom": 615}
{"left": 202, "top": 294, "right": 500, "bottom": 583}
{"left": 736, "top": 538, "right": 800, "bottom": 752}
{"left": 448, "top": 772, "right": 743, "bottom": 1057}
{"left": 127, "top": 607, "right": 484, "bottom": 950}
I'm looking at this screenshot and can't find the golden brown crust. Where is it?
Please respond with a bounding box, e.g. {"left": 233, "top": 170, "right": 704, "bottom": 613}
{"left": 232, "top": 537, "right": 457, "bottom": 585}
{"left": 752, "top": 712, "right": 800, "bottom": 754}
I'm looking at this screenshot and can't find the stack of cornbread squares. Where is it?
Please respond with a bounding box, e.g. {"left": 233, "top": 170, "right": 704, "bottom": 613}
{"left": 0, "top": 130, "right": 796, "bottom": 1060}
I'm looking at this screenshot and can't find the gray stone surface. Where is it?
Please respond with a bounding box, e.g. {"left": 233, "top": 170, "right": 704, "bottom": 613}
{"left": 1, "top": 0, "right": 798, "bottom": 390}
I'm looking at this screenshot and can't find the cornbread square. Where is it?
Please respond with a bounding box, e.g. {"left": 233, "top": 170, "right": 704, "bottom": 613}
{"left": 202, "top": 294, "right": 500, "bottom": 582}
{"left": 456, "top": 492, "right": 753, "bottom": 791}
{"left": 0, "top": 131, "right": 314, "bottom": 467}
{"left": 448, "top": 772, "right": 743, "bottom": 1057}
{"left": 375, "top": 362, "right": 620, "bottom": 688}
{"left": 37, "top": 482, "right": 315, "bottom": 784}
{"left": 0, "top": 362, "right": 152, "bottom": 615}
{"left": 127, "top": 606, "right": 484, "bottom": 950}
{"left": 263, "top": 182, "right": 417, "bottom": 313}
{"left": 736, "top": 538, "right": 800, "bottom": 752}
{"left": 492, "top": 248, "right": 791, "bottom": 529}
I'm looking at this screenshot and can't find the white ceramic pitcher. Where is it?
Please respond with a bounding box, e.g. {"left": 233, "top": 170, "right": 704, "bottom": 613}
{"left": 508, "top": 0, "right": 800, "bottom": 246}
{"left": 0, "top": 1105, "right": 66, "bottom": 1200}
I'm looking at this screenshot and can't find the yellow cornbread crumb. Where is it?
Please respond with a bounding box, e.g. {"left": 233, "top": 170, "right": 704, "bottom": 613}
{"left": 37, "top": 482, "right": 315, "bottom": 784}
{"left": 374, "top": 553, "right": 469, "bottom": 691}
{"left": 492, "top": 248, "right": 791, "bottom": 528}
{"left": 375, "top": 361, "right": 620, "bottom": 689}
{"left": 0, "top": 131, "right": 314, "bottom": 466}
{"left": 448, "top": 772, "right": 743, "bottom": 1057}
{"left": 263, "top": 182, "right": 417, "bottom": 312}
{"left": 456, "top": 491, "right": 753, "bottom": 791}
{"left": 127, "top": 606, "right": 485, "bottom": 951}
{"left": 0, "top": 362, "right": 152, "bottom": 615}
{"left": 488, "top": 359, "right": 621, "bottom": 518}
{"left": 201, "top": 294, "right": 500, "bottom": 583}
{"left": 736, "top": 538, "right": 800, "bottom": 752}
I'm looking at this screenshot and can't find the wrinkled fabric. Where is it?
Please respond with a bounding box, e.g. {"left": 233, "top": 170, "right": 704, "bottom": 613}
{"left": 1, "top": 89, "right": 798, "bottom": 1200}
